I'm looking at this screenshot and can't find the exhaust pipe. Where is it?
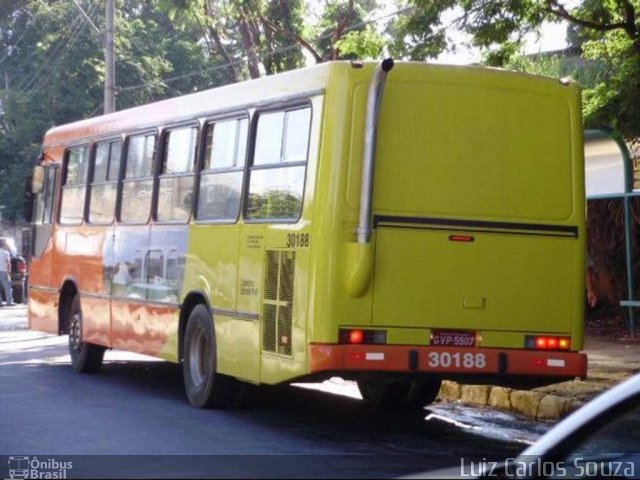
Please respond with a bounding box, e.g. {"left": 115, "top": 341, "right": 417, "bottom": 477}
{"left": 356, "top": 58, "right": 394, "bottom": 244}
{"left": 346, "top": 59, "right": 394, "bottom": 298}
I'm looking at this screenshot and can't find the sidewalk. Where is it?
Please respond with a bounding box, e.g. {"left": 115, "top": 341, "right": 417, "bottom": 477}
{"left": 0, "top": 303, "right": 28, "bottom": 331}
{"left": 437, "top": 332, "right": 640, "bottom": 421}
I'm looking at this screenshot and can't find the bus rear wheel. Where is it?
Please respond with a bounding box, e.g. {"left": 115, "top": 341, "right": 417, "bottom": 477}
{"left": 358, "top": 377, "right": 442, "bottom": 410}
{"left": 182, "top": 304, "right": 241, "bottom": 408}
{"left": 67, "top": 295, "right": 105, "bottom": 373}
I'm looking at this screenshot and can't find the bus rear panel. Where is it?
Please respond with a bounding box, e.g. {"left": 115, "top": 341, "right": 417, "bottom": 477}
{"left": 308, "top": 63, "right": 586, "bottom": 389}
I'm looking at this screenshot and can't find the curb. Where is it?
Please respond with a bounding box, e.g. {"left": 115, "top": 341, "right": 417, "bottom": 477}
{"left": 437, "top": 380, "right": 585, "bottom": 421}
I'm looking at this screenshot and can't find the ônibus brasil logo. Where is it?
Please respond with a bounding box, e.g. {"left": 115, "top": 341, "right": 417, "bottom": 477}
{"left": 7, "top": 456, "right": 72, "bottom": 479}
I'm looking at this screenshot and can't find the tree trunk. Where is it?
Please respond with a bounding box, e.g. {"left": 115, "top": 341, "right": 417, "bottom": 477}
{"left": 204, "top": 1, "right": 239, "bottom": 83}
{"left": 238, "top": 17, "right": 261, "bottom": 79}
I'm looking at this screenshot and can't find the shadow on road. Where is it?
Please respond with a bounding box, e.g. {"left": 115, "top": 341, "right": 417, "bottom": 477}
{"left": 2, "top": 355, "right": 523, "bottom": 478}
{"left": 62, "top": 359, "right": 521, "bottom": 453}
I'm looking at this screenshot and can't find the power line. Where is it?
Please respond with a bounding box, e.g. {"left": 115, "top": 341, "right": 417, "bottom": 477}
{"left": 21, "top": 17, "right": 86, "bottom": 94}
{"left": 118, "top": 5, "right": 413, "bottom": 94}
{"left": 21, "top": 1, "right": 100, "bottom": 97}
{"left": 70, "top": 0, "right": 102, "bottom": 36}
{"left": 87, "top": 100, "right": 105, "bottom": 118}
{"left": 27, "top": 14, "right": 94, "bottom": 97}
{"left": 15, "top": 12, "right": 86, "bottom": 93}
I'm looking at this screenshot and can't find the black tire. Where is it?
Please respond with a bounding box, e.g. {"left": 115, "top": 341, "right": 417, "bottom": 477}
{"left": 404, "top": 378, "right": 442, "bottom": 409}
{"left": 13, "top": 285, "right": 23, "bottom": 304}
{"left": 68, "top": 295, "right": 105, "bottom": 373}
{"left": 358, "top": 377, "right": 442, "bottom": 410}
{"left": 182, "top": 304, "right": 241, "bottom": 408}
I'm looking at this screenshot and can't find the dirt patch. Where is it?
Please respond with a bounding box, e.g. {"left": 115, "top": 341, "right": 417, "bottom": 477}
{"left": 531, "top": 327, "right": 640, "bottom": 404}
{"left": 585, "top": 312, "right": 640, "bottom": 340}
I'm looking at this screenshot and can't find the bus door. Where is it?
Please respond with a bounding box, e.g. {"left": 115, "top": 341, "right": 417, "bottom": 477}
{"left": 28, "top": 163, "right": 59, "bottom": 332}
{"left": 233, "top": 223, "right": 264, "bottom": 382}
{"left": 240, "top": 103, "right": 315, "bottom": 384}
{"left": 31, "top": 164, "right": 58, "bottom": 261}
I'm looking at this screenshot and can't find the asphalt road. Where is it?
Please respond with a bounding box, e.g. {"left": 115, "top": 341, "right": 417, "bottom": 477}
{"left": 0, "top": 307, "right": 525, "bottom": 478}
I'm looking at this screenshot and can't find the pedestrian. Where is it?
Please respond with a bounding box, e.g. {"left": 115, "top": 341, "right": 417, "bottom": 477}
{"left": 0, "top": 239, "right": 13, "bottom": 306}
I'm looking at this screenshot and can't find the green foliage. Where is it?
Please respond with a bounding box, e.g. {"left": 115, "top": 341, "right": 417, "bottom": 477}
{"left": 580, "top": 31, "right": 640, "bottom": 137}
{"left": 263, "top": 0, "right": 306, "bottom": 73}
{"left": 506, "top": 53, "right": 564, "bottom": 77}
{"left": 157, "top": 0, "right": 307, "bottom": 79}
{"left": 335, "top": 25, "right": 385, "bottom": 59}
{"left": 313, "top": 0, "right": 380, "bottom": 60}
{"left": 388, "top": 0, "right": 454, "bottom": 60}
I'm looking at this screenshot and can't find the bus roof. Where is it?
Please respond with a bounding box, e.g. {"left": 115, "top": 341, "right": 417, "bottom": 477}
{"left": 42, "top": 60, "right": 574, "bottom": 150}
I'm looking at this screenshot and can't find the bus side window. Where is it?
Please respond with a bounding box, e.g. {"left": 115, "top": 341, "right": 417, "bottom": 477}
{"left": 43, "top": 166, "right": 58, "bottom": 225}
{"left": 246, "top": 106, "right": 311, "bottom": 221}
{"left": 120, "top": 133, "right": 156, "bottom": 224}
{"left": 157, "top": 126, "right": 198, "bottom": 223}
{"left": 89, "top": 139, "right": 122, "bottom": 224}
{"left": 197, "top": 117, "right": 248, "bottom": 222}
{"left": 60, "top": 145, "right": 90, "bottom": 224}
{"left": 32, "top": 165, "right": 58, "bottom": 225}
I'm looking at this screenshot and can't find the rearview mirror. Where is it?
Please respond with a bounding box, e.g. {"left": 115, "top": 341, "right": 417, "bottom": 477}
{"left": 31, "top": 165, "right": 45, "bottom": 194}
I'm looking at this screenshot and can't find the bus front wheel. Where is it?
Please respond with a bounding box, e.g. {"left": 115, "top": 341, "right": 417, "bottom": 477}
{"left": 182, "top": 305, "right": 241, "bottom": 408}
{"left": 68, "top": 295, "right": 105, "bottom": 373}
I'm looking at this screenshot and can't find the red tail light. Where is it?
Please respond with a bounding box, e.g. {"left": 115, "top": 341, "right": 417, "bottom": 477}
{"left": 339, "top": 328, "right": 387, "bottom": 345}
{"left": 526, "top": 335, "right": 571, "bottom": 351}
{"left": 349, "top": 329, "right": 364, "bottom": 344}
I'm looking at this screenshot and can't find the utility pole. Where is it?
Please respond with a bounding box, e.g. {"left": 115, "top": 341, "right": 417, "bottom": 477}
{"left": 104, "top": 0, "right": 116, "bottom": 114}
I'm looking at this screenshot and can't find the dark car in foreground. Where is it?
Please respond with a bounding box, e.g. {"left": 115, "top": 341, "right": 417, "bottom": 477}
{"left": 0, "top": 236, "right": 27, "bottom": 304}
{"left": 411, "top": 373, "right": 640, "bottom": 479}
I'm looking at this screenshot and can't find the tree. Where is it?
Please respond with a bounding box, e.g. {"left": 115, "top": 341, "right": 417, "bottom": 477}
{"left": 160, "top": 0, "right": 388, "bottom": 80}
{"left": 313, "top": 0, "right": 383, "bottom": 60}
{"left": 0, "top": 0, "right": 221, "bottom": 222}
{"left": 393, "top": 0, "right": 640, "bottom": 138}
{"left": 158, "top": 0, "right": 310, "bottom": 79}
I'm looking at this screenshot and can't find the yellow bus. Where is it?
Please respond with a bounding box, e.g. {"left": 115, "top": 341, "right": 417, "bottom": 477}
{"left": 27, "top": 60, "right": 587, "bottom": 409}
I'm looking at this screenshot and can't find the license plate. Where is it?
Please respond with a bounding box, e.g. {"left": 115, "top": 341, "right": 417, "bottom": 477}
{"left": 430, "top": 330, "right": 476, "bottom": 347}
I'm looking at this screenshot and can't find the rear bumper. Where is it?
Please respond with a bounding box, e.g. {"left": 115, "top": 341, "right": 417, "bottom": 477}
{"left": 309, "top": 344, "right": 587, "bottom": 379}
